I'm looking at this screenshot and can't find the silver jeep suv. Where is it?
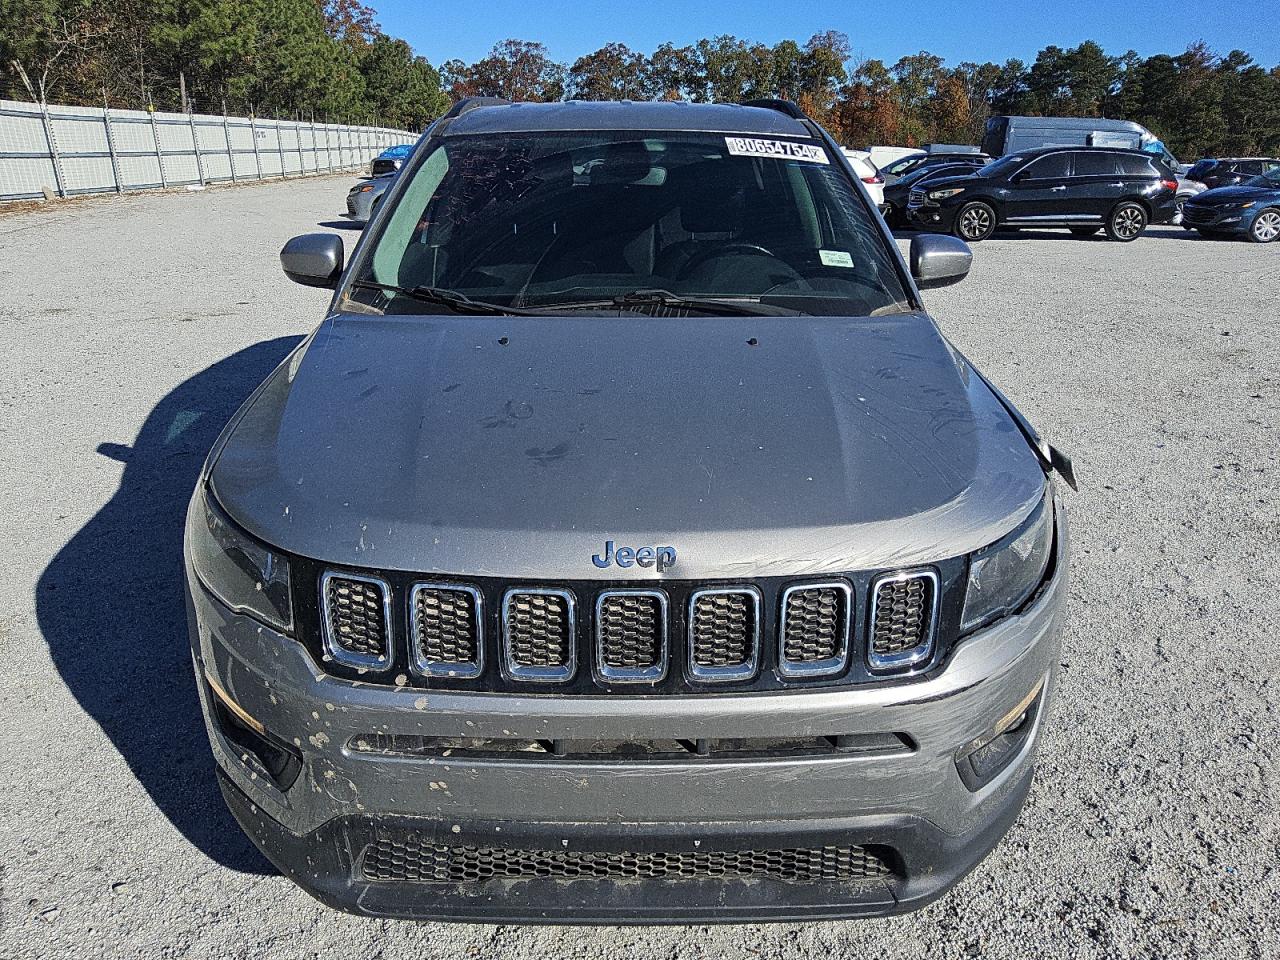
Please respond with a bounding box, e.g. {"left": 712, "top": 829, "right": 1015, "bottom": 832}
{"left": 185, "top": 97, "right": 1072, "bottom": 923}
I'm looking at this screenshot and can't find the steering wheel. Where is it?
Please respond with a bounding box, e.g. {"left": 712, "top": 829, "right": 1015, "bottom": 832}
{"left": 676, "top": 242, "right": 780, "bottom": 280}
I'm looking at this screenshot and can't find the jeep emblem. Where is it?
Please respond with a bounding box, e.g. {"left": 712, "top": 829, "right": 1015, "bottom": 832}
{"left": 592, "top": 540, "right": 676, "bottom": 572}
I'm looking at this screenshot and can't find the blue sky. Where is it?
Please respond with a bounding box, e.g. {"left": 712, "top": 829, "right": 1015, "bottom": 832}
{"left": 374, "top": 0, "right": 1279, "bottom": 69}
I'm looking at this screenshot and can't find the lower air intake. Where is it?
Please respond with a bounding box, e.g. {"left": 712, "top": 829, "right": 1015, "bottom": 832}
{"left": 362, "top": 840, "right": 892, "bottom": 885}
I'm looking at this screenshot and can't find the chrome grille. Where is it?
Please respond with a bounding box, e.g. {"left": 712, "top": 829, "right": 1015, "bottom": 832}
{"left": 503, "top": 589, "right": 575, "bottom": 681}
{"left": 410, "top": 584, "right": 482, "bottom": 678}
{"left": 362, "top": 839, "right": 891, "bottom": 884}
{"left": 688, "top": 589, "right": 759, "bottom": 681}
{"left": 596, "top": 591, "right": 667, "bottom": 682}
{"left": 908, "top": 188, "right": 927, "bottom": 206}
{"left": 780, "top": 583, "right": 851, "bottom": 677}
{"left": 868, "top": 571, "right": 937, "bottom": 670}
{"left": 321, "top": 572, "right": 391, "bottom": 668}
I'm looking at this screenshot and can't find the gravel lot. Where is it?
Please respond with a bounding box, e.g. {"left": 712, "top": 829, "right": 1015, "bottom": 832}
{"left": 1, "top": 176, "right": 1277, "bottom": 960}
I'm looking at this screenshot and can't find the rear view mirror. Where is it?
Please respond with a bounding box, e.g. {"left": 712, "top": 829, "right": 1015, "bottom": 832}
{"left": 910, "top": 234, "right": 972, "bottom": 289}
{"left": 280, "top": 234, "right": 344, "bottom": 288}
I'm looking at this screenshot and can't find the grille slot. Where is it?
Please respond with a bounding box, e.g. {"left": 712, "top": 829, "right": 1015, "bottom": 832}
{"left": 502, "top": 589, "right": 576, "bottom": 681}
{"left": 362, "top": 839, "right": 892, "bottom": 885}
{"left": 595, "top": 591, "right": 667, "bottom": 683}
{"left": 320, "top": 572, "right": 391, "bottom": 669}
{"left": 868, "top": 571, "right": 938, "bottom": 670}
{"left": 780, "top": 582, "right": 851, "bottom": 677}
{"left": 410, "top": 584, "right": 483, "bottom": 678}
{"left": 688, "top": 588, "right": 759, "bottom": 682}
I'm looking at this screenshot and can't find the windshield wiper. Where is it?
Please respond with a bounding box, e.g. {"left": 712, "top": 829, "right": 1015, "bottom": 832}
{"left": 545, "top": 289, "right": 806, "bottom": 317}
{"left": 350, "top": 280, "right": 546, "bottom": 316}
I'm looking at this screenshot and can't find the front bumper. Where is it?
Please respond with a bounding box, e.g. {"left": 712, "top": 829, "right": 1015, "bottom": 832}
{"left": 189, "top": 511, "right": 1068, "bottom": 922}
{"left": 1182, "top": 203, "right": 1252, "bottom": 233}
{"left": 906, "top": 201, "right": 957, "bottom": 231}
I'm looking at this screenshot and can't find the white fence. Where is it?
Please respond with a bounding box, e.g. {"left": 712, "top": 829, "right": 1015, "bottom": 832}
{"left": 0, "top": 99, "right": 413, "bottom": 201}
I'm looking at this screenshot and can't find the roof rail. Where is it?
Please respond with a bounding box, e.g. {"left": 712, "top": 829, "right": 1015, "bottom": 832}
{"left": 739, "top": 98, "right": 808, "bottom": 120}
{"left": 441, "top": 97, "right": 511, "bottom": 120}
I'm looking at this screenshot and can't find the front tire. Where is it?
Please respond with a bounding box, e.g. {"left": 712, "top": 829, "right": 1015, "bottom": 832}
{"left": 953, "top": 201, "right": 997, "bottom": 242}
{"left": 1248, "top": 208, "right": 1280, "bottom": 243}
{"left": 1106, "top": 202, "right": 1148, "bottom": 242}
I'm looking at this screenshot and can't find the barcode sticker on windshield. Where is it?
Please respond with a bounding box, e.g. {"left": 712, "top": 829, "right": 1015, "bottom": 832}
{"left": 725, "top": 137, "right": 829, "bottom": 164}
{"left": 819, "top": 249, "right": 854, "bottom": 268}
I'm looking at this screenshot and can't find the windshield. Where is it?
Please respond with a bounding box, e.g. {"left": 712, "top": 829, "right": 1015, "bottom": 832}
{"left": 977, "top": 154, "right": 1027, "bottom": 177}
{"left": 351, "top": 131, "right": 911, "bottom": 317}
{"left": 883, "top": 154, "right": 925, "bottom": 177}
{"left": 1246, "top": 170, "right": 1280, "bottom": 188}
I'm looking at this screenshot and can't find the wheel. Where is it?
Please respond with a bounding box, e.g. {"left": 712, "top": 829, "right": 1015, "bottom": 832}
{"left": 953, "top": 201, "right": 997, "bottom": 242}
{"left": 1248, "top": 208, "right": 1280, "bottom": 243}
{"left": 1106, "top": 202, "right": 1148, "bottom": 242}
{"left": 1174, "top": 196, "right": 1187, "bottom": 226}
{"left": 1069, "top": 226, "right": 1101, "bottom": 237}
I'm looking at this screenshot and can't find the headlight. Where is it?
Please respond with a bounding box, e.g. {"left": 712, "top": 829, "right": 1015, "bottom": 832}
{"left": 961, "top": 494, "right": 1053, "bottom": 633}
{"left": 929, "top": 187, "right": 966, "bottom": 199}
{"left": 1238, "top": 201, "right": 1257, "bottom": 209}
{"left": 187, "top": 486, "right": 293, "bottom": 632}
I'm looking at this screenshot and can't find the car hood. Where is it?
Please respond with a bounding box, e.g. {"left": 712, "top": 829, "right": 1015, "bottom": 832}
{"left": 209, "top": 311, "right": 1046, "bottom": 580}
{"left": 1190, "top": 184, "right": 1279, "bottom": 203}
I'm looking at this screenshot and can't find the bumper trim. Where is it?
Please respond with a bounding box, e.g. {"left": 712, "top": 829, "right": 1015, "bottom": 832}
{"left": 218, "top": 763, "right": 1033, "bottom": 923}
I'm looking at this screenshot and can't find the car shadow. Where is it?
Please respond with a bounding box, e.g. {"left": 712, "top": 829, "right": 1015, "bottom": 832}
{"left": 37, "top": 336, "right": 304, "bottom": 874}
{"left": 316, "top": 220, "right": 363, "bottom": 231}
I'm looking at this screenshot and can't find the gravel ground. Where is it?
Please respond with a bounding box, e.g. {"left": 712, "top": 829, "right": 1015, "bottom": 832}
{"left": 1, "top": 177, "right": 1277, "bottom": 960}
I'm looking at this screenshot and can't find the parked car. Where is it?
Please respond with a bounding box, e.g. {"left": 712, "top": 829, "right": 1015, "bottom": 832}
{"left": 344, "top": 173, "right": 395, "bottom": 224}
{"left": 1184, "top": 157, "right": 1280, "bottom": 190}
{"left": 841, "top": 147, "right": 886, "bottom": 210}
{"left": 867, "top": 145, "right": 924, "bottom": 170}
{"left": 883, "top": 162, "right": 986, "bottom": 227}
{"left": 369, "top": 143, "right": 413, "bottom": 176}
{"left": 1173, "top": 177, "right": 1207, "bottom": 226}
{"left": 1181, "top": 167, "right": 1280, "bottom": 242}
{"left": 982, "top": 115, "right": 1181, "bottom": 171}
{"left": 881, "top": 147, "right": 991, "bottom": 185}
{"left": 191, "top": 97, "right": 1074, "bottom": 923}
{"left": 907, "top": 146, "right": 1179, "bottom": 242}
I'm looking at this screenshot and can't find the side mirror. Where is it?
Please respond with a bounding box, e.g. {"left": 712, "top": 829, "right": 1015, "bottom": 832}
{"left": 280, "top": 233, "right": 344, "bottom": 288}
{"left": 910, "top": 234, "right": 972, "bottom": 289}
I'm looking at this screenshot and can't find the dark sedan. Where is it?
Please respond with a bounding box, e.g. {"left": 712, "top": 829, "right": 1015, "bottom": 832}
{"left": 1181, "top": 168, "right": 1280, "bottom": 242}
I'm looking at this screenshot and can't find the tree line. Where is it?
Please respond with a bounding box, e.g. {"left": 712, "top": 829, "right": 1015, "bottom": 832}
{"left": 0, "top": 0, "right": 448, "bottom": 128}
{"left": 4, "top": 3, "right": 1278, "bottom": 159}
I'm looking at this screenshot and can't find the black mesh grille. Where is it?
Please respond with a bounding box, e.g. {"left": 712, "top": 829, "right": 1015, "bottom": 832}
{"left": 362, "top": 840, "right": 892, "bottom": 884}
{"left": 871, "top": 575, "right": 934, "bottom": 659}
{"left": 782, "top": 586, "right": 847, "bottom": 663}
{"left": 413, "top": 587, "right": 479, "bottom": 669}
{"left": 598, "top": 593, "right": 663, "bottom": 671}
{"left": 323, "top": 576, "right": 388, "bottom": 659}
{"left": 505, "top": 592, "right": 572, "bottom": 670}
{"left": 690, "top": 591, "right": 756, "bottom": 670}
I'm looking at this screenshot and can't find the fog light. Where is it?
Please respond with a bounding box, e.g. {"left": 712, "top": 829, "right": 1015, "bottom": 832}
{"left": 205, "top": 667, "right": 302, "bottom": 790}
{"left": 955, "top": 679, "right": 1044, "bottom": 791}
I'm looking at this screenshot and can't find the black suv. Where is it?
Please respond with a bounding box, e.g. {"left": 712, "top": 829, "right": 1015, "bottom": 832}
{"left": 1186, "top": 157, "right": 1280, "bottom": 190}
{"left": 908, "top": 147, "right": 1179, "bottom": 241}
